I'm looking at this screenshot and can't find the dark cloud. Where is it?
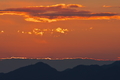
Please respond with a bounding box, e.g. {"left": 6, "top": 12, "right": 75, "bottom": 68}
{"left": 0, "top": 4, "right": 119, "bottom": 22}
{"left": 91, "top": 13, "right": 117, "bottom": 16}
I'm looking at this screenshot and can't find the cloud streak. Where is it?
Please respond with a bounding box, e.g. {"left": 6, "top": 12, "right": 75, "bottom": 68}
{"left": 0, "top": 4, "right": 120, "bottom": 22}
{"left": 103, "top": 5, "right": 120, "bottom": 8}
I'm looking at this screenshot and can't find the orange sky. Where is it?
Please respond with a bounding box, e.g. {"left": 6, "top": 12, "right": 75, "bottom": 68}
{"left": 0, "top": 0, "right": 120, "bottom": 59}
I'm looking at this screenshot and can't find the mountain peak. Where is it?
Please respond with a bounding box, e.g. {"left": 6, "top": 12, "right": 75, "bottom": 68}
{"left": 34, "top": 62, "right": 48, "bottom": 66}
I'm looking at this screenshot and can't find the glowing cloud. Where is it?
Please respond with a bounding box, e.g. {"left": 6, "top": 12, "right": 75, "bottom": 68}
{"left": 103, "top": 5, "right": 112, "bottom": 8}
{"left": 0, "top": 4, "right": 120, "bottom": 22}
{"left": 103, "top": 5, "right": 120, "bottom": 8}
{"left": 17, "top": 27, "right": 69, "bottom": 36}
{"left": 0, "top": 30, "right": 4, "bottom": 34}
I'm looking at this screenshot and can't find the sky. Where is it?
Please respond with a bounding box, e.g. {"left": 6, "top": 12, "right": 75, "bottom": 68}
{"left": 0, "top": 0, "right": 120, "bottom": 59}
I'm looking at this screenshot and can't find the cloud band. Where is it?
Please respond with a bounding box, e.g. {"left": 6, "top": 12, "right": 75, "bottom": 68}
{"left": 0, "top": 4, "right": 120, "bottom": 22}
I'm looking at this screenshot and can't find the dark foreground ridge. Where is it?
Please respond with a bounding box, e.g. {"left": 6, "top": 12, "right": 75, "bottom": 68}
{"left": 0, "top": 61, "right": 120, "bottom": 80}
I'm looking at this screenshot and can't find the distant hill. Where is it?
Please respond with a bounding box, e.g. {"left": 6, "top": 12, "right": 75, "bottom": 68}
{"left": 0, "top": 59, "right": 114, "bottom": 73}
{"left": 0, "top": 61, "right": 120, "bottom": 80}
{"left": 0, "top": 62, "right": 59, "bottom": 80}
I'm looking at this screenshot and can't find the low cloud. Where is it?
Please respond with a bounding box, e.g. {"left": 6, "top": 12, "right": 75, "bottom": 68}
{"left": 0, "top": 4, "right": 120, "bottom": 22}
{"left": 103, "top": 5, "right": 120, "bottom": 8}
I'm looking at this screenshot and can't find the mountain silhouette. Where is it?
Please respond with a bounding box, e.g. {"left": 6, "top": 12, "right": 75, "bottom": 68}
{"left": 109, "top": 61, "right": 120, "bottom": 66}
{"left": 0, "top": 59, "right": 114, "bottom": 73}
{"left": 0, "top": 61, "right": 120, "bottom": 80}
{"left": 0, "top": 62, "right": 59, "bottom": 80}
{"left": 102, "top": 61, "right": 120, "bottom": 69}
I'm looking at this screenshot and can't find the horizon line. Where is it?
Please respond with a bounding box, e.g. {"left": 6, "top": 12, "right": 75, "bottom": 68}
{"left": 0, "top": 56, "right": 120, "bottom": 61}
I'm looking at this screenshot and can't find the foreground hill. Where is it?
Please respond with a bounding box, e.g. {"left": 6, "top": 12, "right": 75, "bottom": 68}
{"left": 0, "top": 61, "right": 120, "bottom": 80}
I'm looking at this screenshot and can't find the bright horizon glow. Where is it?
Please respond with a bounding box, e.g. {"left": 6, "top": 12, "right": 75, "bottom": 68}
{"left": 0, "top": 56, "right": 120, "bottom": 61}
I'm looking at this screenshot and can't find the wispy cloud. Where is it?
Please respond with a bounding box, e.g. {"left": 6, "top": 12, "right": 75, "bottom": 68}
{"left": 0, "top": 4, "right": 120, "bottom": 22}
{"left": 103, "top": 5, "right": 120, "bottom": 8}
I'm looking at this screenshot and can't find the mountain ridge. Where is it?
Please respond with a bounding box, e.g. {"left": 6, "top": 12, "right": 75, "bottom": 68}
{"left": 0, "top": 61, "right": 120, "bottom": 80}
{"left": 0, "top": 59, "right": 114, "bottom": 73}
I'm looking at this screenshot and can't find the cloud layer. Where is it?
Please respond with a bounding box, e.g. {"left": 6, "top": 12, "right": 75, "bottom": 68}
{"left": 0, "top": 4, "right": 120, "bottom": 22}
